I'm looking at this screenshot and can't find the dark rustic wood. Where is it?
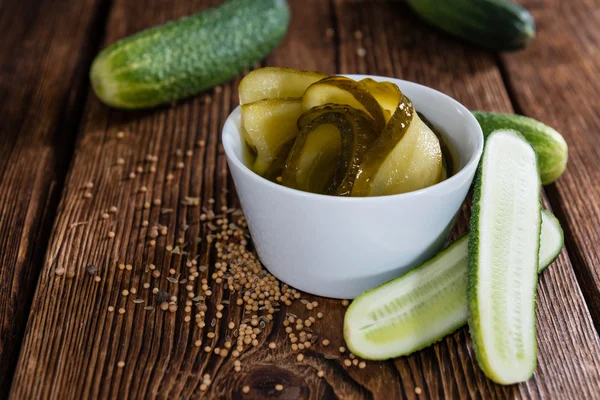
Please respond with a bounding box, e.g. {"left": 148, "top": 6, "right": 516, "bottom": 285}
{"left": 501, "top": 0, "right": 600, "bottom": 331}
{"left": 0, "top": 0, "right": 107, "bottom": 395}
{"left": 332, "top": 0, "right": 600, "bottom": 398}
{"left": 8, "top": 0, "right": 600, "bottom": 399}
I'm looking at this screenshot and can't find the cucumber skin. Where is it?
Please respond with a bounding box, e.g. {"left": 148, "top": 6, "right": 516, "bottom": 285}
{"left": 467, "top": 129, "right": 542, "bottom": 384}
{"left": 473, "top": 111, "right": 568, "bottom": 185}
{"left": 405, "top": 0, "right": 535, "bottom": 51}
{"left": 90, "top": 0, "right": 290, "bottom": 109}
{"left": 344, "top": 209, "right": 562, "bottom": 361}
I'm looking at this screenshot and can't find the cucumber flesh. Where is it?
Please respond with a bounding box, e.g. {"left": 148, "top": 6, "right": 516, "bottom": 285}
{"left": 468, "top": 129, "right": 541, "bottom": 384}
{"left": 343, "top": 210, "right": 562, "bottom": 360}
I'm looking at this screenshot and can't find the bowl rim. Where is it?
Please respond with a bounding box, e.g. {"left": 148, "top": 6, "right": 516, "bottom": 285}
{"left": 223, "top": 74, "right": 484, "bottom": 203}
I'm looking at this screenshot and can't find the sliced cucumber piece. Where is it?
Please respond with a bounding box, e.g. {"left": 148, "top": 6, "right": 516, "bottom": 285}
{"left": 468, "top": 129, "right": 541, "bottom": 384}
{"left": 539, "top": 210, "right": 564, "bottom": 269}
{"left": 344, "top": 210, "right": 563, "bottom": 361}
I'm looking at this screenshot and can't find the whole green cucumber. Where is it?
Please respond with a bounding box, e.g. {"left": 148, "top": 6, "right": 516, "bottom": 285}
{"left": 405, "top": 0, "right": 535, "bottom": 51}
{"left": 473, "top": 111, "right": 568, "bottom": 184}
{"left": 90, "top": 0, "right": 290, "bottom": 109}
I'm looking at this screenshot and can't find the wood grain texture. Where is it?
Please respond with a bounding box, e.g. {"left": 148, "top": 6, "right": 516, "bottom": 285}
{"left": 9, "top": 0, "right": 600, "bottom": 399}
{"left": 0, "top": 0, "right": 106, "bottom": 395}
{"left": 501, "top": 0, "right": 600, "bottom": 331}
{"left": 333, "top": 1, "right": 600, "bottom": 398}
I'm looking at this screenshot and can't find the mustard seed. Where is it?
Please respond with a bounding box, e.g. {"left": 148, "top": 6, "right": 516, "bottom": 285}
{"left": 101, "top": 213, "right": 109, "bottom": 219}
{"left": 125, "top": 264, "right": 132, "bottom": 271}
{"left": 275, "top": 384, "right": 283, "bottom": 391}
{"left": 317, "top": 370, "right": 325, "bottom": 377}
{"left": 344, "top": 359, "right": 352, "bottom": 367}
{"left": 94, "top": 276, "right": 101, "bottom": 282}
{"left": 117, "top": 361, "right": 125, "bottom": 368}
{"left": 195, "top": 340, "right": 202, "bottom": 347}
{"left": 109, "top": 206, "right": 118, "bottom": 213}
{"left": 108, "top": 306, "right": 115, "bottom": 312}
{"left": 116, "top": 131, "right": 125, "bottom": 139}
{"left": 200, "top": 384, "right": 208, "bottom": 391}
{"left": 296, "top": 353, "right": 304, "bottom": 362}
{"left": 317, "top": 312, "right": 323, "bottom": 319}
{"left": 122, "top": 290, "right": 129, "bottom": 296}
{"left": 269, "top": 342, "right": 276, "bottom": 349}
{"left": 415, "top": 387, "right": 422, "bottom": 395}
{"left": 359, "top": 361, "right": 366, "bottom": 369}
{"left": 341, "top": 299, "right": 349, "bottom": 306}
{"left": 118, "top": 308, "right": 125, "bottom": 314}
{"left": 339, "top": 346, "right": 346, "bottom": 353}
{"left": 242, "top": 386, "right": 250, "bottom": 393}
{"left": 129, "top": 172, "right": 136, "bottom": 179}
{"left": 117, "top": 157, "right": 125, "bottom": 165}
{"left": 108, "top": 231, "right": 115, "bottom": 238}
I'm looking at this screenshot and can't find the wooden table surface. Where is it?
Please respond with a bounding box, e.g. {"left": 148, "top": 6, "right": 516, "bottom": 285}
{"left": 1, "top": 0, "right": 599, "bottom": 398}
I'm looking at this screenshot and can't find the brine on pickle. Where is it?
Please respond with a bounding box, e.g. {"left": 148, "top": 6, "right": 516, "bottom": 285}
{"left": 238, "top": 67, "right": 454, "bottom": 197}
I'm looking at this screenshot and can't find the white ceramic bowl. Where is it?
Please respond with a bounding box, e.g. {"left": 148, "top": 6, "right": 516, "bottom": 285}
{"left": 223, "top": 75, "right": 483, "bottom": 299}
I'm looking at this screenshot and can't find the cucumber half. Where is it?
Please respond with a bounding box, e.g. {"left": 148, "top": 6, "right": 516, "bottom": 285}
{"left": 468, "top": 129, "right": 542, "bottom": 384}
{"left": 344, "top": 210, "right": 562, "bottom": 361}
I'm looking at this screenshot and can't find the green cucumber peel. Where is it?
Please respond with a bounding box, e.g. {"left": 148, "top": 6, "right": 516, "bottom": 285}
{"left": 473, "top": 111, "right": 568, "bottom": 185}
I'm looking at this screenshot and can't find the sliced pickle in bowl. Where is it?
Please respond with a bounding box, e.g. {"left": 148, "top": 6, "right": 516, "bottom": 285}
{"left": 352, "top": 95, "right": 443, "bottom": 196}
{"left": 239, "top": 67, "right": 327, "bottom": 105}
{"left": 282, "top": 108, "right": 378, "bottom": 196}
{"left": 302, "top": 76, "right": 386, "bottom": 133}
{"left": 359, "top": 78, "right": 402, "bottom": 122}
{"left": 241, "top": 98, "right": 303, "bottom": 176}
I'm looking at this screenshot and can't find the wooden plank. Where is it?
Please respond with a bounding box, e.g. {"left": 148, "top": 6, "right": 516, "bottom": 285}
{"left": 331, "top": 1, "right": 600, "bottom": 398}
{"left": 10, "top": 0, "right": 600, "bottom": 399}
{"left": 0, "top": 0, "right": 107, "bottom": 395}
{"left": 500, "top": 0, "right": 600, "bottom": 331}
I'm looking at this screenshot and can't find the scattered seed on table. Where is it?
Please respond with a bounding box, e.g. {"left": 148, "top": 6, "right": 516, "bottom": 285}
{"left": 296, "top": 354, "right": 304, "bottom": 362}
{"left": 269, "top": 342, "right": 276, "bottom": 349}
{"left": 94, "top": 276, "right": 101, "bottom": 282}
{"left": 344, "top": 359, "right": 352, "bottom": 367}
{"left": 117, "top": 361, "right": 125, "bottom": 368}
{"left": 101, "top": 213, "right": 109, "bottom": 219}
{"left": 242, "top": 386, "right": 250, "bottom": 393}
{"left": 116, "top": 157, "right": 125, "bottom": 165}
{"left": 118, "top": 308, "right": 125, "bottom": 314}
{"left": 275, "top": 384, "right": 283, "bottom": 391}
{"left": 339, "top": 346, "right": 346, "bottom": 353}
{"left": 83, "top": 192, "right": 92, "bottom": 199}
{"left": 126, "top": 264, "right": 133, "bottom": 271}
{"left": 108, "top": 231, "right": 115, "bottom": 238}
{"left": 359, "top": 361, "right": 366, "bottom": 369}
{"left": 109, "top": 206, "right": 118, "bottom": 213}
{"left": 341, "top": 299, "right": 349, "bottom": 306}
{"left": 317, "top": 370, "right": 325, "bottom": 378}
{"left": 415, "top": 387, "right": 422, "bottom": 395}
{"left": 108, "top": 306, "right": 115, "bottom": 312}
{"left": 128, "top": 172, "right": 136, "bottom": 179}
{"left": 116, "top": 131, "right": 125, "bottom": 139}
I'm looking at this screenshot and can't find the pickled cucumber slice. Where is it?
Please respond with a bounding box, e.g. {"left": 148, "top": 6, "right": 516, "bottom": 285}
{"left": 359, "top": 78, "right": 402, "bottom": 122}
{"left": 282, "top": 109, "right": 378, "bottom": 196}
{"left": 352, "top": 96, "right": 442, "bottom": 196}
{"left": 344, "top": 210, "right": 562, "bottom": 361}
{"left": 302, "top": 76, "right": 386, "bottom": 132}
{"left": 241, "top": 98, "right": 303, "bottom": 175}
{"left": 238, "top": 67, "right": 327, "bottom": 104}
{"left": 468, "top": 129, "right": 541, "bottom": 384}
